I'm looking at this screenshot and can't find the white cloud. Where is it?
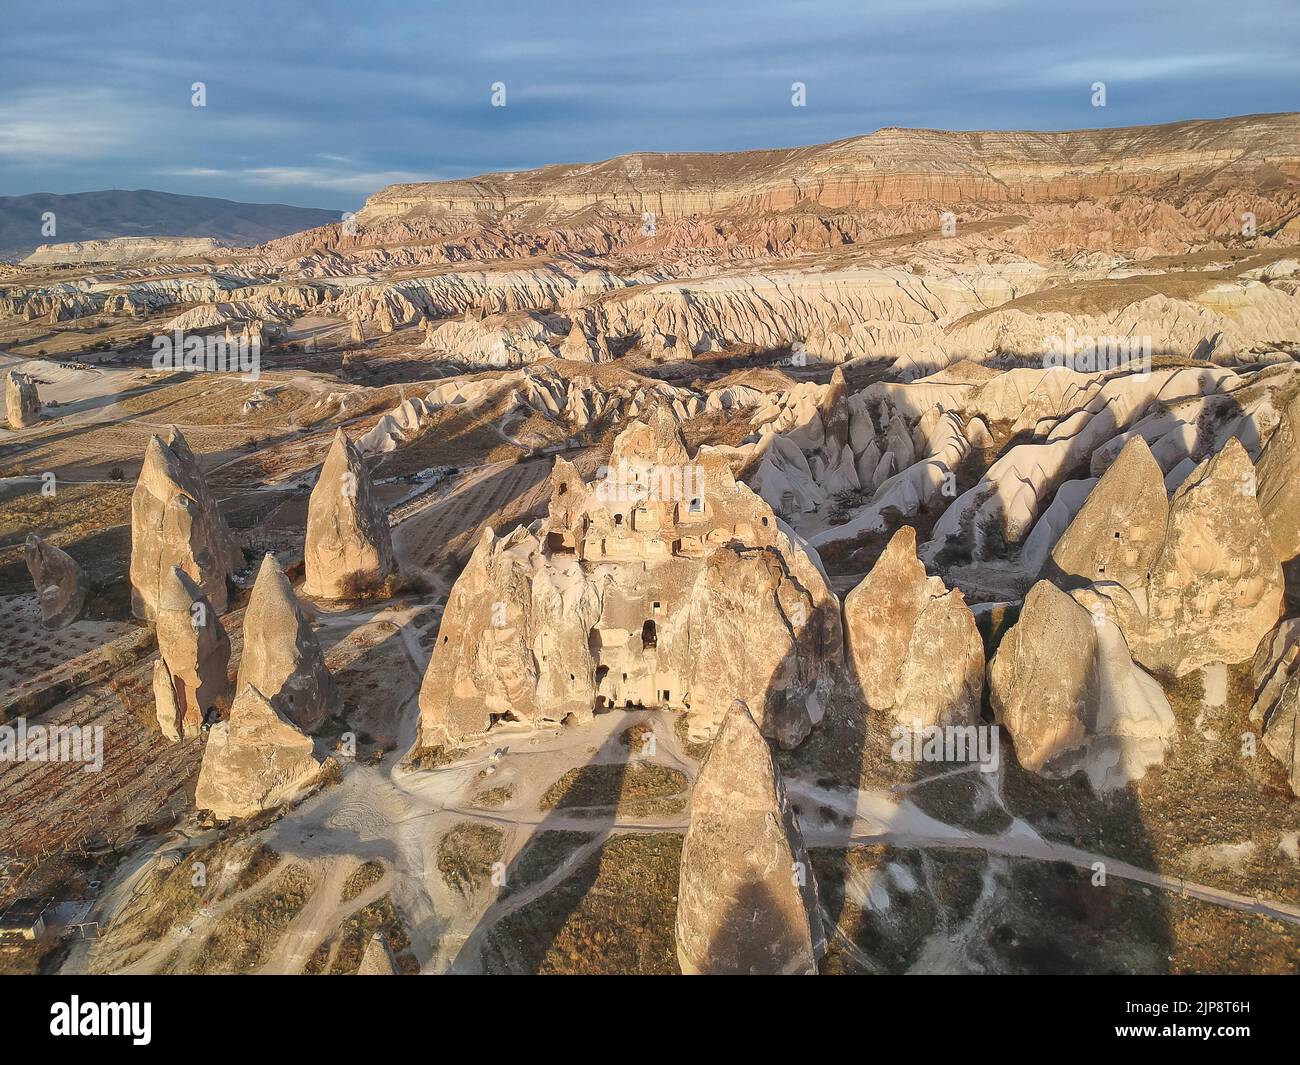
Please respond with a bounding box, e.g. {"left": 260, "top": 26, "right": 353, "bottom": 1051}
{"left": 0, "top": 88, "right": 143, "bottom": 162}
{"left": 158, "top": 163, "right": 430, "bottom": 194}
{"left": 1037, "top": 53, "right": 1277, "bottom": 86}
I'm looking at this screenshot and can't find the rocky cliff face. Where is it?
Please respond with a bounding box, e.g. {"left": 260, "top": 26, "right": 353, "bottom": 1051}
{"left": 415, "top": 409, "right": 841, "bottom": 752}
{"left": 23, "top": 236, "right": 226, "bottom": 266}
{"left": 357, "top": 113, "right": 1300, "bottom": 230}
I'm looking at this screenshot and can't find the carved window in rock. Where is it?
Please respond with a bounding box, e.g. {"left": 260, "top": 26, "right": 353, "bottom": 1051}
{"left": 641, "top": 619, "right": 657, "bottom": 651}
{"left": 677, "top": 496, "right": 705, "bottom": 525}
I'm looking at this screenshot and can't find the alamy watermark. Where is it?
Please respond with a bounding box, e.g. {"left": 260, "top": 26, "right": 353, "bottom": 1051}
{"left": 151, "top": 329, "right": 260, "bottom": 381}
{"left": 890, "top": 720, "right": 1000, "bottom": 774}
{"left": 50, "top": 997, "right": 150, "bottom": 1045}
{"left": 594, "top": 461, "right": 705, "bottom": 505}
{"left": 1043, "top": 329, "right": 1151, "bottom": 375}
{"left": 0, "top": 719, "right": 103, "bottom": 773}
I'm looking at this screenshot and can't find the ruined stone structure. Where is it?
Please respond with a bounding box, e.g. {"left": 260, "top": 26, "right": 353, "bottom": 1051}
{"left": 129, "top": 427, "right": 242, "bottom": 622}
{"left": 415, "top": 406, "right": 842, "bottom": 751}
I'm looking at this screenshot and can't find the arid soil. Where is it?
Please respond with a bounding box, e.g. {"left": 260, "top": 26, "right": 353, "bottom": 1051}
{"left": 1, "top": 112, "right": 1298, "bottom": 974}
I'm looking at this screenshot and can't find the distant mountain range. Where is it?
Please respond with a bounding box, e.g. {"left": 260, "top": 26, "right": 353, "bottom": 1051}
{"left": 0, "top": 189, "right": 341, "bottom": 260}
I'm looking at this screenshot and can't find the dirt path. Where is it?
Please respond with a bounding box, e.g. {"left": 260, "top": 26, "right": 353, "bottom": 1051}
{"left": 70, "top": 707, "right": 1300, "bottom": 976}
{"left": 259, "top": 859, "right": 393, "bottom": 974}
{"left": 790, "top": 779, "right": 1300, "bottom": 927}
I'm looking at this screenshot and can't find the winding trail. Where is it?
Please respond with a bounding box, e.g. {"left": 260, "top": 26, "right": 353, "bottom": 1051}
{"left": 69, "top": 707, "right": 1300, "bottom": 975}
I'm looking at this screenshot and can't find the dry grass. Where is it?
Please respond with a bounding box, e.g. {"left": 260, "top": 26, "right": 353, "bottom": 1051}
{"left": 94, "top": 837, "right": 271, "bottom": 962}
{"left": 672, "top": 712, "right": 712, "bottom": 762}
{"left": 223, "top": 842, "right": 282, "bottom": 899}
{"left": 483, "top": 833, "right": 682, "bottom": 974}
{"left": 538, "top": 762, "right": 689, "bottom": 817}
{"left": 406, "top": 744, "right": 467, "bottom": 770}
{"left": 192, "top": 863, "right": 314, "bottom": 974}
{"left": 304, "top": 894, "right": 418, "bottom": 975}
{"left": 469, "top": 783, "right": 516, "bottom": 809}
{"left": 340, "top": 860, "right": 385, "bottom": 903}
{"left": 436, "top": 822, "right": 506, "bottom": 896}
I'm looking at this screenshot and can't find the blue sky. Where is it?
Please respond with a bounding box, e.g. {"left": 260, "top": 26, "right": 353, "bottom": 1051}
{"left": 0, "top": 0, "right": 1295, "bottom": 210}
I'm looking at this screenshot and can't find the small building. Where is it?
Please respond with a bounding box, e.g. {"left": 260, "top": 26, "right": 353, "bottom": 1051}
{"left": 0, "top": 897, "right": 50, "bottom": 942}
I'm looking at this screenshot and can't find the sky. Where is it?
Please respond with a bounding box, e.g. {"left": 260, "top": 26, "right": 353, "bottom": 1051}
{"left": 0, "top": 0, "right": 1295, "bottom": 212}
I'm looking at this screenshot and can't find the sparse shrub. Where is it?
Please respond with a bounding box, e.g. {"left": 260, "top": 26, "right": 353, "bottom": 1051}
{"left": 829, "top": 488, "right": 872, "bottom": 524}
{"left": 341, "top": 860, "right": 386, "bottom": 903}
{"left": 437, "top": 823, "right": 505, "bottom": 895}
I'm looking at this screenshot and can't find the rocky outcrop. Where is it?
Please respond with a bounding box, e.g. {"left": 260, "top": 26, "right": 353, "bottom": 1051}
{"left": 843, "top": 527, "right": 983, "bottom": 728}
{"left": 1255, "top": 390, "right": 1300, "bottom": 563}
{"left": 357, "top": 363, "right": 704, "bottom": 454}
{"left": 1261, "top": 674, "right": 1299, "bottom": 797}
{"left": 193, "top": 685, "right": 322, "bottom": 820}
{"left": 683, "top": 544, "right": 836, "bottom": 749}
{"left": 5, "top": 371, "right": 40, "bottom": 428}
{"left": 917, "top": 366, "right": 1249, "bottom": 564}
{"left": 1129, "top": 439, "right": 1284, "bottom": 676}
{"left": 356, "top": 934, "right": 399, "bottom": 975}
{"left": 558, "top": 320, "right": 598, "bottom": 361}
{"left": 303, "top": 429, "right": 394, "bottom": 599}
{"left": 675, "top": 701, "right": 823, "bottom": 975}
{"left": 153, "top": 566, "right": 231, "bottom": 742}
{"left": 1250, "top": 618, "right": 1300, "bottom": 727}
{"left": 129, "top": 427, "right": 241, "bottom": 622}
{"left": 1046, "top": 435, "right": 1169, "bottom": 590}
{"left": 989, "top": 581, "right": 1175, "bottom": 790}
{"left": 1251, "top": 618, "right": 1300, "bottom": 795}
{"left": 236, "top": 555, "right": 339, "bottom": 733}
{"left": 358, "top": 114, "right": 1300, "bottom": 233}
{"left": 414, "top": 411, "right": 840, "bottom": 752}
{"left": 23, "top": 535, "right": 87, "bottom": 628}
{"left": 23, "top": 236, "right": 225, "bottom": 266}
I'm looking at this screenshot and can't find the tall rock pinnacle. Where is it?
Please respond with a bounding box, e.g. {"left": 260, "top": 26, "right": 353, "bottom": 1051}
{"left": 675, "top": 701, "right": 824, "bottom": 975}
{"left": 237, "top": 554, "right": 339, "bottom": 732}
{"left": 303, "top": 429, "right": 394, "bottom": 599}
{"left": 129, "top": 427, "right": 240, "bottom": 621}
